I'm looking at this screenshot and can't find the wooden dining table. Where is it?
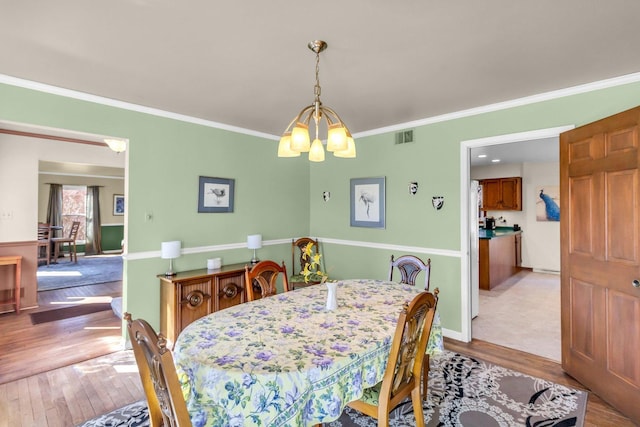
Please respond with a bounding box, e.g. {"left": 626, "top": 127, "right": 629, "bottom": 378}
{"left": 173, "top": 279, "right": 443, "bottom": 427}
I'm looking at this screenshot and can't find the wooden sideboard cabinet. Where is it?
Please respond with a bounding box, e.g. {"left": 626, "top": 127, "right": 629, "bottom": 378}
{"left": 480, "top": 177, "right": 522, "bottom": 210}
{"left": 158, "top": 262, "right": 247, "bottom": 345}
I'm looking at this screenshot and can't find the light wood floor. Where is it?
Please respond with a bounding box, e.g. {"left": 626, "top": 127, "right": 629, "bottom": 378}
{"left": 0, "top": 283, "right": 635, "bottom": 426}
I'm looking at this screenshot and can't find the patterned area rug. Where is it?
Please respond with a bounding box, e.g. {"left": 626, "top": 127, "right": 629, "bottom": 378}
{"left": 330, "top": 350, "right": 588, "bottom": 427}
{"left": 77, "top": 351, "right": 588, "bottom": 427}
{"left": 37, "top": 255, "right": 123, "bottom": 291}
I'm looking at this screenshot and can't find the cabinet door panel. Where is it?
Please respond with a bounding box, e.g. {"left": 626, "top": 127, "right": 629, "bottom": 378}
{"left": 482, "top": 179, "right": 502, "bottom": 210}
{"left": 178, "top": 278, "right": 213, "bottom": 332}
{"left": 217, "top": 273, "right": 245, "bottom": 311}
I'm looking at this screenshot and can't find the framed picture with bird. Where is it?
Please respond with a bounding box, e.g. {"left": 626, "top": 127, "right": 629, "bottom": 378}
{"left": 198, "top": 176, "right": 235, "bottom": 213}
{"left": 350, "top": 177, "right": 385, "bottom": 228}
{"left": 536, "top": 185, "right": 559, "bottom": 221}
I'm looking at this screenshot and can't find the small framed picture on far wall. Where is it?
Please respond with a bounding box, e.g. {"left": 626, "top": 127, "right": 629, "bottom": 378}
{"left": 113, "top": 194, "right": 125, "bottom": 216}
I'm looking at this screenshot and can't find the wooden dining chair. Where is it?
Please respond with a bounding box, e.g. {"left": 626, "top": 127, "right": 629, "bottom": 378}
{"left": 389, "top": 254, "right": 431, "bottom": 290}
{"left": 37, "top": 223, "right": 52, "bottom": 266}
{"left": 289, "top": 237, "right": 321, "bottom": 289}
{"left": 244, "top": 260, "right": 290, "bottom": 301}
{"left": 347, "top": 288, "right": 439, "bottom": 427}
{"left": 51, "top": 221, "right": 80, "bottom": 263}
{"left": 124, "top": 312, "right": 192, "bottom": 427}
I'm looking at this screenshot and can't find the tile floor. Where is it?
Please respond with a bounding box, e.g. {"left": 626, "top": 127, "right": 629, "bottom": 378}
{"left": 472, "top": 269, "right": 561, "bottom": 362}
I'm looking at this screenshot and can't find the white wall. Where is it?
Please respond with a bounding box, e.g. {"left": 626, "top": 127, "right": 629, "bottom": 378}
{"left": 471, "top": 161, "right": 560, "bottom": 272}
{"left": 0, "top": 133, "right": 125, "bottom": 243}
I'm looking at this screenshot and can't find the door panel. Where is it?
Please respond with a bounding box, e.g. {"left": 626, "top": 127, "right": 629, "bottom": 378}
{"left": 561, "top": 105, "right": 640, "bottom": 423}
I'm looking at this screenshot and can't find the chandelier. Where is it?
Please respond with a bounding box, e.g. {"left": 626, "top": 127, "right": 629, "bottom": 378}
{"left": 277, "top": 40, "right": 356, "bottom": 161}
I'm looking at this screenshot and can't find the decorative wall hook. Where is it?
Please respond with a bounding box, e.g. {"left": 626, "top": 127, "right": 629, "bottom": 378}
{"left": 409, "top": 182, "right": 418, "bottom": 195}
{"left": 322, "top": 191, "right": 331, "bottom": 201}
{"left": 432, "top": 196, "right": 445, "bottom": 210}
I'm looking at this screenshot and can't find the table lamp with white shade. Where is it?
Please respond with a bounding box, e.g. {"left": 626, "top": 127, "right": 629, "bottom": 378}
{"left": 161, "top": 240, "right": 181, "bottom": 276}
{"left": 247, "top": 234, "right": 262, "bottom": 265}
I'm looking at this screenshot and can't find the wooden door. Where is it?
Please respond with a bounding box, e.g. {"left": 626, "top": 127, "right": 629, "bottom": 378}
{"left": 560, "top": 106, "right": 640, "bottom": 423}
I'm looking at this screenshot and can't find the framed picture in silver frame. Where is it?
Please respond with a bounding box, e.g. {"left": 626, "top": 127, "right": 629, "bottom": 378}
{"left": 198, "top": 176, "right": 235, "bottom": 213}
{"left": 350, "top": 177, "right": 385, "bottom": 228}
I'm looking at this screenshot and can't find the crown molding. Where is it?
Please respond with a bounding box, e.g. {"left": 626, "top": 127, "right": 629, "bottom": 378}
{"left": 3, "top": 71, "right": 640, "bottom": 141}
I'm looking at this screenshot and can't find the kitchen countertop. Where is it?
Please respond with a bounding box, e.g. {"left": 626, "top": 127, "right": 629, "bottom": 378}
{"left": 479, "top": 226, "right": 522, "bottom": 239}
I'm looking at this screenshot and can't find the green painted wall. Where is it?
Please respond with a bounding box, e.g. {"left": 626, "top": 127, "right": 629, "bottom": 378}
{"left": 309, "top": 81, "right": 640, "bottom": 332}
{"left": 102, "top": 225, "right": 124, "bottom": 252}
{"left": 3, "top": 79, "right": 640, "bottom": 336}
{"left": 0, "top": 83, "right": 310, "bottom": 330}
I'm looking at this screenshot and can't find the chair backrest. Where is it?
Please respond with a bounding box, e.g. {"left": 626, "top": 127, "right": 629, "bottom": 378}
{"left": 291, "top": 237, "right": 319, "bottom": 276}
{"left": 389, "top": 254, "right": 431, "bottom": 290}
{"left": 67, "top": 221, "right": 80, "bottom": 239}
{"left": 37, "top": 223, "right": 51, "bottom": 241}
{"left": 379, "top": 288, "right": 439, "bottom": 411}
{"left": 124, "top": 313, "right": 192, "bottom": 427}
{"left": 245, "top": 260, "right": 290, "bottom": 301}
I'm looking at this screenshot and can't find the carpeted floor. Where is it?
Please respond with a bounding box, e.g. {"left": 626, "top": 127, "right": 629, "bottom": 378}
{"left": 78, "top": 350, "right": 588, "bottom": 427}
{"left": 37, "top": 255, "right": 123, "bottom": 291}
{"left": 331, "top": 350, "right": 587, "bottom": 426}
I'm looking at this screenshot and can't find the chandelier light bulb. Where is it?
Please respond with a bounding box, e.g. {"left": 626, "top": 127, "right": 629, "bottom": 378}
{"left": 309, "top": 138, "right": 325, "bottom": 162}
{"left": 290, "top": 123, "right": 311, "bottom": 152}
{"left": 326, "top": 124, "right": 348, "bottom": 152}
{"left": 277, "top": 132, "right": 300, "bottom": 157}
{"left": 334, "top": 134, "right": 356, "bottom": 158}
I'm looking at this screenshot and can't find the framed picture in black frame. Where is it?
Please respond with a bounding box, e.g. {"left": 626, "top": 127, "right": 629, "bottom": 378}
{"left": 198, "top": 176, "right": 235, "bottom": 213}
{"left": 350, "top": 177, "right": 385, "bottom": 228}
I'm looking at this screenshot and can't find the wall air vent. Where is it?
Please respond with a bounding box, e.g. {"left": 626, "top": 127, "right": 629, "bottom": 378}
{"left": 394, "top": 129, "right": 414, "bottom": 145}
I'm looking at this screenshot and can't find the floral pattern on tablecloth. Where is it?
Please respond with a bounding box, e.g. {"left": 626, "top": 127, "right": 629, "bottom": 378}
{"left": 173, "top": 279, "right": 443, "bottom": 427}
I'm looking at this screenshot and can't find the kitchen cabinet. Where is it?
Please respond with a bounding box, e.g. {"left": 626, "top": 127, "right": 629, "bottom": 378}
{"left": 479, "top": 230, "right": 522, "bottom": 290}
{"left": 158, "top": 263, "right": 246, "bottom": 345}
{"left": 480, "top": 177, "right": 522, "bottom": 210}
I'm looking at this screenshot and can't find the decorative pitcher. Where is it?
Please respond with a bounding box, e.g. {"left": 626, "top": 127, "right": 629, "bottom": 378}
{"left": 326, "top": 281, "right": 338, "bottom": 311}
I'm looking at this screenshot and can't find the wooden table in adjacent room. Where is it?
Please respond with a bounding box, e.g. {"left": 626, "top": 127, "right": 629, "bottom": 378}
{"left": 0, "top": 255, "right": 22, "bottom": 314}
{"left": 173, "top": 279, "right": 443, "bottom": 427}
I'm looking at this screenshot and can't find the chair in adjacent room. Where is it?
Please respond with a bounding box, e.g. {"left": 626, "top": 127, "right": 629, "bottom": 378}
{"left": 245, "top": 260, "right": 290, "bottom": 301}
{"left": 347, "top": 288, "right": 439, "bottom": 427}
{"left": 51, "top": 221, "right": 80, "bottom": 263}
{"left": 389, "top": 254, "right": 431, "bottom": 290}
{"left": 289, "top": 237, "right": 322, "bottom": 289}
{"left": 124, "top": 312, "right": 192, "bottom": 427}
{"left": 37, "top": 223, "right": 52, "bottom": 266}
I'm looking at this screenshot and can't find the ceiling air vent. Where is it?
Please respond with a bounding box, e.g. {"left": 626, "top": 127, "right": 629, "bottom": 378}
{"left": 394, "top": 130, "right": 414, "bottom": 145}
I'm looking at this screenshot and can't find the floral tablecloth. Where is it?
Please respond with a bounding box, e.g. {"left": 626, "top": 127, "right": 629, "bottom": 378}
{"left": 173, "top": 279, "right": 443, "bottom": 427}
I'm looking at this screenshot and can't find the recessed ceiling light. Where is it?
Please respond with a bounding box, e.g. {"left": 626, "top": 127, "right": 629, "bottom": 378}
{"left": 491, "top": 159, "right": 501, "bottom": 163}
{"left": 478, "top": 154, "right": 487, "bottom": 158}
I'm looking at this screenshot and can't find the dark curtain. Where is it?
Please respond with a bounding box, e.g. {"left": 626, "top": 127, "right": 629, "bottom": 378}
{"left": 85, "top": 186, "right": 102, "bottom": 254}
{"left": 46, "top": 184, "right": 63, "bottom": 237}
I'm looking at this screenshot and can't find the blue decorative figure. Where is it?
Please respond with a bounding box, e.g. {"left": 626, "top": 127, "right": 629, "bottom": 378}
{"left": 539, "top": 189, "right": 560, "bottom": 221}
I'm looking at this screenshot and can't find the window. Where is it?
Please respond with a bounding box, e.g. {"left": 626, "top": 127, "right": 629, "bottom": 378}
{"left": 62, "top": 185, "right": 86, "bottom": 241}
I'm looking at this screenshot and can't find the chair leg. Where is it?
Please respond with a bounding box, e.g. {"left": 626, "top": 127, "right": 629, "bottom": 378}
{"left": 422, "top": 354, "right": 430, "bottom": 400}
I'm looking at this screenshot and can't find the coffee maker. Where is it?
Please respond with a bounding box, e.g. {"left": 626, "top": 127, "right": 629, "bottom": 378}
{"left": 485, "top": 217, "right": 496, "bottom": 230}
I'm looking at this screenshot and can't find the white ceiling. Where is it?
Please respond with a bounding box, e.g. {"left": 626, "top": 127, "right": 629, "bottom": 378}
{"left": 470, "top": 137, "right": 558, "bottom": 167}
{"left": 1, "top": 1, "right": 640, "bottom": 140}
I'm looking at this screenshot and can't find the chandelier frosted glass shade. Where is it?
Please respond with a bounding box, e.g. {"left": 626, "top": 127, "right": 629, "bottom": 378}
{"left": 277, "top": 132, "right": 300, "bottom": 157}
{"left": 277, "top": 40, "right": 356, "bottom": 162}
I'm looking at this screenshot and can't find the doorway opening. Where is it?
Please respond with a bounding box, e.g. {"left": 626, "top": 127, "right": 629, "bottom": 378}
{"left": 459, "top": 125, "right": 573, "bottom": 360}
